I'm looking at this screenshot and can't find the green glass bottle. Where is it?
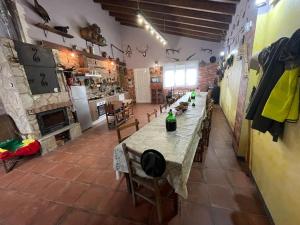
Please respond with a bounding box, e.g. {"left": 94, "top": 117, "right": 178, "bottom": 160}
{"left": 191, "top": 90, "right": 196, "bottom": 100}
{"left": 166, "top": 109, "right": 177, "bottom": 131}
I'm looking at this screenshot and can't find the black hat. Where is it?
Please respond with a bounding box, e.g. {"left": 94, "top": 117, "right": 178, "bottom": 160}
{"left": 141, "top": 149, "right": 166, "bottom": 177}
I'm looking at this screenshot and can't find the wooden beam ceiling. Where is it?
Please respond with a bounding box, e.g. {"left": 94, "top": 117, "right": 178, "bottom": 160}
{"left": 124, "top": 0, "right": 236, "bottom": 15}
{"left": 97, "top": 0, "right": 233, "bottom": 23}
{"left": 94, "top": 0, "right": 238, "bottom": 42}
{"left": 109, "top": 11, "right": 229, "bottom": 31}
{"left": 120, "top": 21, "right": 222, "bottom": 42}
{"left": 117, "top": 18, "right": 225, "bottom": 38}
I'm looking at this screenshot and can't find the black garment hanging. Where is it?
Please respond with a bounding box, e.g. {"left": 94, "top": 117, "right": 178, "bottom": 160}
{"left": 245, "top": 29, "right": 300, "bottom": 141}
{"left": 246, "top": 38, "right": 288, "bottom": 141}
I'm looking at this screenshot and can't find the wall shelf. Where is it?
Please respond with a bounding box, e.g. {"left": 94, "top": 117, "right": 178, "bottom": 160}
{"left": 35, "top": 23, "right": 74, "bottom": 39}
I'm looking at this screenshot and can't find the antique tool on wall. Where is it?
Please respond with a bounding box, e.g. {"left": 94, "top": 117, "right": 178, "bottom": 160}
{"left": 166, "top": 48, "right": 180, "bottom": 55}
{"left": 167, "top": 56, "right": 180, "bottom": 62}
{"left": 34, "top": 0, "right": 50, "bottom": 24}
{"left": 186, "top": 53, "right": 196, "bottom": 61}
{"left": 54, "top": 26, "right": 69, "bottom": 33}
{"left": 136, "top": 45, "right": 149, "bottom": 57}
{"left": 200, "top": 48, "right": 213, "bottom": 54}
{"left": 111, "top": 43, "right": 124, "bottom": 58}
{"left": 125, "top": 45, "right": 132, "bottom": 58}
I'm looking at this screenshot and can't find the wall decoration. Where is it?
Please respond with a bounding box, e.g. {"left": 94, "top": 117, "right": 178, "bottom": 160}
{"left": 111, "top": 43, "right": 124, "bottom": 58}
{"left": 167, "top": 56, "right": 180, "bottom": 62}
{"left": 200, "top": 48, "right": 213, "bottom": 54}
{"left": 34, "top": 0, "right": 50, "bottom": 24}
{"left": 125, "top": 45, "right": 132, "bottom": 58}
{"left": 166, "top": 48, "right": 180, "bottom": 55}
{"left": 34, "top": 23, "right": 74, "bottom": 41}
{"left": 80, "top": 24, "right": 107, "bottom": 47}
{"left": 186, "top": 53, "right": 196, "bottom": 61}
{"left": 54, "top": 26, "right": 69, "bottom": 33}
{"left": 136, "top": 45, "right": 149, "bottom": 57}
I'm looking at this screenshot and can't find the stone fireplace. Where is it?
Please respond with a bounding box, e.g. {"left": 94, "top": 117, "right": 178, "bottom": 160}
{"left": 0, "top": 38, "right": 81, "bottom": 154}
{"left": 36, "top": 107, "right": 69, "bottom": 136}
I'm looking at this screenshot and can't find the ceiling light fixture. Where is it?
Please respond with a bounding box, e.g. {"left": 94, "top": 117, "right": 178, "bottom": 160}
{"left": 137, "top": 13, "right": 167, "bottom": 46}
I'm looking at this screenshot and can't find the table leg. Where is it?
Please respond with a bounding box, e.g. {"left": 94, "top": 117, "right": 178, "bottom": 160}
{"left": 115, "top": 171, "right": 120, "bottom": 180}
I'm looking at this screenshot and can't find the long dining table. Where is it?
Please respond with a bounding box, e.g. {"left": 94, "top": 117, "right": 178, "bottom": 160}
{"left": 113, "top": 92, "right": 207, "bottom": 199}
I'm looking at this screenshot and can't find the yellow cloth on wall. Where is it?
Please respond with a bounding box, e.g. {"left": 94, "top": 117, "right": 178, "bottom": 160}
{"left": 262, "top": 67, "right": 300, "bottom": 122}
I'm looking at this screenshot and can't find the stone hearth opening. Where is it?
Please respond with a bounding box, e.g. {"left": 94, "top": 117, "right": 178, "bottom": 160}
{"left": 36, "top": 107, "right": 69, "bottom": 136}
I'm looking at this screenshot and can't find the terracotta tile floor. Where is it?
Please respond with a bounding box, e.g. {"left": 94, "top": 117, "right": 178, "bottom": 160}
{"left": 0, "top": 104, "right": 273, "bottom": 225}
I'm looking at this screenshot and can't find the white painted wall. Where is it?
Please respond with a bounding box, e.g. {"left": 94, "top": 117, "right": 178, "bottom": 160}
{"left": 16, "top": 0, "right": 123, "bottom": 59}
{"left": 120, "top": 25, "right": 223, "bottom": 69}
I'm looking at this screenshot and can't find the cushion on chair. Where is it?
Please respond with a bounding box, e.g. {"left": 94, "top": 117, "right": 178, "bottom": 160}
{"left": 141, "top": 149, "right": 166, "bottom": 177}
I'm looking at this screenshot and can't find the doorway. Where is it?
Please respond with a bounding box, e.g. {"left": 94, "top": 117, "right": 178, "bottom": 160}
{"left": 134, "top": 68, "right": 151, "bottom": 103}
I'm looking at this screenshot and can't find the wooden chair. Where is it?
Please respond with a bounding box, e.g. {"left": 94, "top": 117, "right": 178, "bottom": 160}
{"left": 122, "top": 143, "right": 166, "bottom": 224}
{"left": 194, "top": 100, "right": 214, "bottom": 162}
{"left": 147, "top": 109, "right": 158, "bottom": 122}
{"left": 124, "top": 101, "right": 134, "bottom": 120}
{"left": 116, "top": 119, "right": 139, "bottom": 143}
{"left": 159, "top": 103, "right": 168, "bottom": 113}
{"left": 105, "top": 101, "right": 126, "bottom": 128}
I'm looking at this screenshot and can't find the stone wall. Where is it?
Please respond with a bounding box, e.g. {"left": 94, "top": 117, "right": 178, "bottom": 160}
{"left": 0, "top": 38, "right": 33, "bottom": 135}
{"left": 0, "top": 38, "right": 74, "bottom": 138}
{"left": 0, "top": 99, "right": 4, "bottom": 115}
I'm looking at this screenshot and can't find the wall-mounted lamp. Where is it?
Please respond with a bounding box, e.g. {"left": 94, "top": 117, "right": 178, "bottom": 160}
{"left": 219, "top": 51, "right": 225, "bottom": 57}
{"left": 137, "top": 13, "right": 167, "bottom": 46}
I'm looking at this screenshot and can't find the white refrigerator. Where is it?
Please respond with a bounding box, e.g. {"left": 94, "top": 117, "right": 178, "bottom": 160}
{"left": 70, "top": 86, "right": 92, "bottom": 131}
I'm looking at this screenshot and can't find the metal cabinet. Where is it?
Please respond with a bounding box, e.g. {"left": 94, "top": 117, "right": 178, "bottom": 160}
{"left": 23, "top": 66, "right": 60, "bottom": 95}
{"left": 14, "top": 41, "right": 56, "bottom": 67}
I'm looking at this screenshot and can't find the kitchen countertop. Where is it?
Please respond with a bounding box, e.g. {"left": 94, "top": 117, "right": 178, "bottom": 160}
{"left": 88, "top": 92, "right": 128, "bottom": 102}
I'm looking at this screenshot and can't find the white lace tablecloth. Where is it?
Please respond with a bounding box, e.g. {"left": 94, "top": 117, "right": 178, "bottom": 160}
{"left": 113, "top": 92, "right": 207, "bottom": 199}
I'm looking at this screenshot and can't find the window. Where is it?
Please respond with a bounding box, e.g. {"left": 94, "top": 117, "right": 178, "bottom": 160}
{"left": 163, "top": 61, "right": 198, "bottom": 88}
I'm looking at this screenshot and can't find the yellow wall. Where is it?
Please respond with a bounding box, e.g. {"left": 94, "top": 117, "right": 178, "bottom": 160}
{"left": 248, "top": 1, "right": 300, "bottom": 224}
{"left": 220, "top": 58, "right": 243, "bottom": 130}
{"left": 220, "top": 0, "right": 300, "bottom": 224}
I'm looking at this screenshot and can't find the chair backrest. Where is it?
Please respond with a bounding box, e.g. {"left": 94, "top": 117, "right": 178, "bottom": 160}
{"left": 122, "top": 143, "right": 143, "bottom": 178}
{"left": 105, "top": 101, "right": 124, "bottom": 115}
{"left": 206, "top": 99, "right": 214, "bottom": 124}
{"left": 159, "top": 103, "right": 168, "bottom": 113}
{"left": 147, "top": 109, "right": 158, "bottom": 122}
{"left": 105, "top": 102, "right": 115, "bottom": 115}
{"left": 0, "top": 114, "right": 21, "bottom": 141}
{"left": 122, "top": 143, "right": 166, "bottom": 178}
{"left": 116, "top": 119, "right": 139, "bottom": 143}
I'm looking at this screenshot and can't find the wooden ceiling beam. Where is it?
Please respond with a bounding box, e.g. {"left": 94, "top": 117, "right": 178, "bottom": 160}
{"left": 116, "top": 18, "right": 225, "bottom": 38}
{"left": 208, "top": 0, "right": 240, "bottom": 4}
{"left": 124, "top": 0, "right": 236, "bottom": 15}
{"left": 97, "top": 0, "right": 232, "bottom": 24}
{"left": 111, "top": 12, "right": 226, "bottom": 35}
{"left": 120, "top": 21, "right": 222, "bottom": 42}
{"left": 107, "top": 8, "right": 229, "bottom": 31}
